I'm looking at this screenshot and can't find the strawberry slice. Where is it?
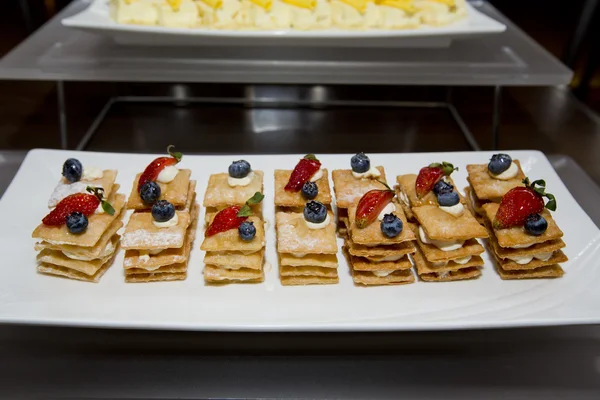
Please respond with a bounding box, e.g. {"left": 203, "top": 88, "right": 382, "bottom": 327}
{"left": 284, "top": 154, "right": 321, "bottom": 192}
{"left": 493, "top": 178, "right": 557, "bottom": 229}
{"left": 415, "top": 162, "right": 457, "bottom": 199}
{"left": 205, "top": 192, "right": 264, "bottom": 237}
{"left": 43, "top": 187, "right": 115, "bottom": 226}
{"left": 355, "top": 182, "right": 395, "bottom": 229}
{"left": 137, "top": 145, "right": 183, "bottom": 193}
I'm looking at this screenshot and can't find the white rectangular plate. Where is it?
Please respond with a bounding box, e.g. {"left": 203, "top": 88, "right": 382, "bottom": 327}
{"left": 0, "top": 149, "right": 599, "bottom": 331}
{"left": 61, "top": 0, "right": 506, "bottom": 47}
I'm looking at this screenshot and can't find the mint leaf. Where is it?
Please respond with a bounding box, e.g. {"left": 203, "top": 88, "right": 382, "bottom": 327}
{"left": 102, "top": 201, "right": 116, "bottom": 216}
{"left": 304, "top": 154, "right": 319, "bottom": 161}
{"left": 237, "top": 205, "right": 252, "bottom": 217}
{"left": 545, "top": 193, "right": 557, "bottom": 211}
{"left": 246, "top": 192, "right": 264, "bottom": 206}
{"left": 167, "top": 145, "right": 183, "bottom": 162}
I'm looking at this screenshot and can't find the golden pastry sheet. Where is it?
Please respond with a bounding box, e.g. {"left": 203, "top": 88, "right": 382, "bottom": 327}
{"left": 413, "top": 205, "right": 488, "bottom": 241}
{"left": 280, "top": 265, "right": 339, "bottom": 278}
{"left": 396, "top": 174, "right": 464, "bottom": 208}
{"left": 466, "top": 160, "right": 525, "bottom": 202}
{"left": 125, "top": 272, "right": 187, "bottom": 283}
{"left": 482, "top": 203, "right": 563, "bottom": 248}
{"left": 280, "top": 275, "right": 339, "bottom": 286}
{"left": 274, "top": 169, "right": 332, "bottom": 208}
{"left": 348, "top": 201, "right": 415, "bottom": 246}
{"left": 32, "top": 193, "right": 126, "bottom": 247}
{"left": 419, "top": 267, "right": 482, "bottom": 282}
{"left": 492, "top": 249, "right": 568, "bottom": 271}
{"left": 349, "top": 253, "right": 413, "bottom": 272}
{"left": 37, "top": 250, "right": 117, "bottom": 283}
{"left": 37, "top": 239, "right": 119, "bottom": 276}
{"left": 201, "top": 215, "right": 265, "bottom": 253}
{"left": 204, "top": 249, "right": 265, "bottom": 270}
{"left": 495, "top": 263, "right": 564, "bottom": 280}
{"left": 352, "top": 268, "right": 415, "bottom": 286}
{"left": 332, "top": 167, "right": 387, "bottom": 208}
{"left": 126, "top": 262, "right": 188, "bottom": 275}
{"left": 345, "top": 237, "right": 416, "bottom": 258}
{"left": 204, "top": 264, "right": 264, "bottom": 283}
{"left": 485, "top": 220, "right": 566, "bottom": 258}
{"left": 412, "top": 243, "right": 484, "bottom": 275}
{"left": 203, "top": 171, "right": 264, "bottom": 208}
{"left": 122, "top": 210, "right": 191, "bottom": 250}
{"left": 275, "top": 211, "right": 337, "bottom": 254}
{"left": 127, "top": 169, "right": 191, "bottom": 210}
{"left": 279, "top": 253, "right": 338, "bottom": 268}
{"left": 48, "top": 169, "right": 118, "bottom": 208}
{"left": 409, "top": 223, "right": 485, "bottom": 262}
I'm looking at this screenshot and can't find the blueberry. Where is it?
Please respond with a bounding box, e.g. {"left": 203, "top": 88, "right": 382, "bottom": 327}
{"left": 238, "top": 221, "right": 256, "bottom": 241}
{"left": 350, "top": 152, "right": 370, "bottom": 173}
{"left": 62, "top": 158, "right": 83, "bottom": 183}
{"left": 228, "top": 160, "right": 251, "bottom": 179}
{"left": 140, "top": 181, "right": 161, "bottom": 204}
{"left": 433, "top": 180, "right": 454, "bottom": 195}
{"left": 66, "top": 212, "right": 88, "bottom": 234}
{"left": 380, "top": 213, "right": 403, "bottom": 238}
{"left": 524, "top": 213, "right": 547, "bottom": 236}
{"left": 488, "top": 153, "right": 512, "bottom": 175}
{"left": 303, "top": 201, "right": 327, "bottom": 224}
{"left": 152, "top": 200, "right": 175, "bottom": 223}
{"left": 301, "top": 181, "right": 318, "bottom": 200}
{"left": 437, "top": 191, "right": 460, "bottom": 207}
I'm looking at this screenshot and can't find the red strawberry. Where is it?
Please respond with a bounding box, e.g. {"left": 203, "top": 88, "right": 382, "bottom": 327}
{"left": 415, "top": 162, "right": 456, "bottom": 199}
{"left": 43, "top": 187, "right": 115, "bottom": 226}
{"left": 355, "top": 183, "right": 395, "bottom": 229}
{"left": 205, "top": 192, "right": 264, "bottom": 237}
{"left": 493, "top": 178, "right": 557, "bottom": 229}
{"left": 137, "top": 145, "right": 183, "bottom": 192}
{"left": 285, "top": 154, "right": 321, "bottom": 192}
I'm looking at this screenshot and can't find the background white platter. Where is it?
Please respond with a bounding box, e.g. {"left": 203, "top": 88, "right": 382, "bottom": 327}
{"left": 0, "top": 149, "right": 598, "bottom": 332}
{"left": 61, "top": 0, "right": 506, "bottom": 47}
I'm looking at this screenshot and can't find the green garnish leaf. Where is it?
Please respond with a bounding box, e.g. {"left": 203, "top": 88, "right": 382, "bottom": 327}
{"left": 304, "top": 154, "right": 319, "bottom": 161}
{"left": 102, "top": 201, "right": 116, "bottom": 216}
{"left": 167, "top": 145, "right": 183, "bottom": 163}
{"left": 246, "top": 192, "right": 264, "bottom": 206}
{"left": 237, "top": 206, "right": 252, "bottom": 217}
{"left": 545, "top": 193, "right": 557, "bottom": 211}
{"left": 376, "top": 179, "right": 392, "bottom": 191}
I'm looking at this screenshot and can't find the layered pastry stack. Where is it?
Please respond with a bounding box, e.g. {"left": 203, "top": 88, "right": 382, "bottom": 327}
{"left": 275, "top": 155, "right": 339, "bottom": 285}
{"left": 465, "top": 154, "right": 526, "bottom": 224}
{"left": 396, "top": 161, "right": 487, "bottom": 282}
{"left": 121, "top": 147, "right": 199, "bottom": 283}
{"left": 32, "top": 159, "right": 125, "bottom": 282}
{"left": 201, "top": 160, "right": 266, "bottom": 284}
{"left": 110, "top": 0, "right": 467, "bottom": 30}
{"left": 481, "top": 178, "right": 568, "bottom": 279}
{"left": 333, "top": 153, "right": 416, "bottom": 286}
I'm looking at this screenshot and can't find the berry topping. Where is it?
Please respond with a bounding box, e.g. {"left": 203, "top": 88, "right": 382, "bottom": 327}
{"left": 415, "top": 162, "right": 457, "bottom": 199}
{"left": 42, "top": 187, "right": 114, "bottom": 226}
{"left": 229, "top": 160, "right": 252, "bottom": 179}
{"left": 437, "top": 191, "right": 460, "bottom": 207}
{"left": 524, "top": 213, "right": 548, "bottom": 236}
{"left": 493, "top": 178, "right": 556, "bottom": 229}
{"left": 380, "top": 213, "right": 403, "bottom": 238}
{"left": 140, "top": 181, "right": 161, "bottom": 205}
{"left": 62, "top": 158, "right": 83, "bottom": 183}
{"left": 137, "top": 145, "right": 182, "bottom": 193}
{"left": 303, "top": 201, "right": 328, "bottom": 224}
{"left": 351, "top": 152, "right": 370, "bottom": 173}
{"left": 488, "top": 153, "right": 512, "bottom": 175}
{"left": 285, "top": 154, "right": 321, "bottom": 192}
{"left": 151, "top": 200, "right": 175, "bottom": 223}
{"left": 238, "top": 221, "right": 257, "bottom": 241}
{"left": 355, "top": 182, "right": 395, "bottom": 229}
{"left": 433, "top": 180, "right": 454, "bottom": 196}
{"left": 301, "top": 181, "right": 318, "bottom": 200}
{"left": 206, "top": 192, "right": 264, "bottom": 237}
{"left": 66, "top": 212, "right": 88, "bottom": 234}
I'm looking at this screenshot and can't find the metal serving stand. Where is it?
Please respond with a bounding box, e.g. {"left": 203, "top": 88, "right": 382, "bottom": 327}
{"left": 0, "top": 0, "right": 572, "bottom": 151}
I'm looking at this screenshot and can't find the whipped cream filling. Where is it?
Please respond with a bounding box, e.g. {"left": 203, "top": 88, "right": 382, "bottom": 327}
{"left": 489, "top": 162, "right": 518, "bottom": 181}
{"left": 453, "top": 255, "right": 472, "bottom": 265}
{"left": 291, "top": 253, "right": 307, "bottom": 258}
{"left": 437, "top": 271, "right": 450, "bottom": 279}
{"left": 352, "top": 165, "right": 381, "bottom": 180}
{"left": 439, "top": 202, "right": 464, "bottom": 217}
{"left": 399, "top": 190, "right": 410, "bottom": 207}
{"left": 156, "top": 165, "right": 179, "bottom": 184}
{"left": 372, "top": 270, "right": 395, "bottom": 277}
{"left": 310, "top": 167, "right": 324, "bottom": 182}
{"left": 153, "top": 212, "right": 179, "bottom": 228}
{"left": 306, "top": 213, "right": 331, "bottom": 230}
{"left": 419, "top": 226, "right": 464, "bottom": 251}
{"left": 371, "top": 254, "right": 404, "bottom": 263}
{"left": 510, "top": 243, "right": 534, "bottom": 249}
{"left": 377, "top": 202, "right": 396, "bottom": 221}
{"left": 63, "top": 240, "right": 115, "bottom": 261}
{"left": 228, "top": 170, "right": 254, "bottom": 187}
{"left": 506, "top": 251, "right": 554, "bottom": 264}
{"left": 82, "top": 166, "right": 103, "bottom": 180}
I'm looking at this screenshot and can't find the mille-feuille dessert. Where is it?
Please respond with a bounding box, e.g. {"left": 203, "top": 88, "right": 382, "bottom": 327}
{"left": 33, "top": 158, "right": 125, "bottom": 282}
{"left": 344, "top": 185, "right": 417, "bottom": 286}
{"left": 274, "top": 154, "right": 332, "bottom": 212}
{"left": 465, "top": 153, "right": 526, "bottom": 224}
{"left": 482, "top": 178, "right": 567, "bottom": 279}
{"left": 127, "top": 146, "right": 192, "bottom": 211}
{"left": 201, "top": 192, "right": 266, "bottom": 284}
{"left": 332, "top": 152, "right": 387, "bottom": 238}
{"left": 276, "top": 200, "right": 339, "bottom": 285}
{"left": 203, "top": 159, "right": 264, "bottom": 221}
{"left": 396, "top": 162, "right": 488, "bottom": 282}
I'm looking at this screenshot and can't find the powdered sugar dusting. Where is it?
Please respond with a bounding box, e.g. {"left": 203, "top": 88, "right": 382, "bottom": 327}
{"left": 122, "top": 229, "right": 184, "bottom": 249}
{"left": 277, "top": 220, "right": 323, "bottom": 252}
{"left": 48, "top": 180, "right": 104, "bottom": 208}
